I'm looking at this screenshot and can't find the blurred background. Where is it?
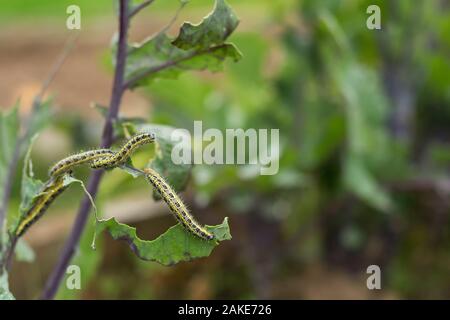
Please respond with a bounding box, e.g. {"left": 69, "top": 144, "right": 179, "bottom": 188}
{"left": 1, "top": 0, "right": 450, "bottom": 299}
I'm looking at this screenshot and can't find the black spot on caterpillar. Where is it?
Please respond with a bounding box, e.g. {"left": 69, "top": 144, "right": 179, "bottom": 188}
{"left": 144, "top": 167, "right": 214, "bottom": 241}
{"left": 49, "top": 149, "right": 115, "bottom": 177}
{"left": 91, "top": 132, "right": 155, "bottom": 170}
{"left": 15, "top": 174, "right": 70, "bottom": 238}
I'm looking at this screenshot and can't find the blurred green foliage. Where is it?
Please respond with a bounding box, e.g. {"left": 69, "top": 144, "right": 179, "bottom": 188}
{"left": 0, "top": 0, "right": 272, "bottom": 23}
{"left": 144, "top": 0, "right": 450, "bottom": 298}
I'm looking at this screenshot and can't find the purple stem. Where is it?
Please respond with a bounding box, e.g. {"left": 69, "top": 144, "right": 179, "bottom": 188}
{"left": 129, "top": 0, "right": 155, "bottom": 18}
{"left": 40, "top": 0, "right": 130, "bottom": 299}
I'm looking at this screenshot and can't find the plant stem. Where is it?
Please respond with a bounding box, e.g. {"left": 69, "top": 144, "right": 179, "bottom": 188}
{"left": 40, "top": 0, "right": 130, "bottom": 300}
{"left": 129, "top": 0, "right": 155, "bottom": 18}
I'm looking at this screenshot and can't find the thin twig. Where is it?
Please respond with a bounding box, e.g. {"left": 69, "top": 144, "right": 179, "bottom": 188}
{"left": 129, "top": 0, "right": 155, "bottom": 18}
{"left": 41, "top": 0, "right": 130, "bottom": 300}
{"left": 160, "top": 1, "right": 187, "bottom": 34}
{"left": 0, "top": 33, "right": 78, "bottom": 271}
{"left": 127, "top": 1, "right": 186, "bottom": 56}
{"left": 36, "top": 33, "right": 80, "bottom": 103}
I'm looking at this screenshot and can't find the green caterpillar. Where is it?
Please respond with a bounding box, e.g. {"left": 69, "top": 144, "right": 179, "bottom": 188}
{"left": 91, "top": 132, "right": 155, "bottom": 170}
{"left": 18, "top": 133, "right": 155, "bottom": 238}
{"left": 15, "top": 174, "right": 70, "bottom": 238}
{"left": 49, "top": 149, "right": 115, "bottom": 177}
{"left": 144, "top": 167, "right": 214, "bottom": 241}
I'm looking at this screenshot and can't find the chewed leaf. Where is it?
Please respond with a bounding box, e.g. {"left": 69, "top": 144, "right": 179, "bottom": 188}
{"left": 96, "top": 217, "right": 231, "bottom": 266}
{"left": 172, "top": 0, "right": 239, "bottom": 50}
{"left": 125, "top": 34, "right": 241, "bottom": 88}
{"left": 123, "top": 0, "right": 241, "bottom": 89}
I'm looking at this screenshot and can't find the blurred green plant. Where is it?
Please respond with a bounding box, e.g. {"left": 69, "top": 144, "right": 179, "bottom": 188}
{"left": 141, "top": 0, "right": 450, "bottom": 299}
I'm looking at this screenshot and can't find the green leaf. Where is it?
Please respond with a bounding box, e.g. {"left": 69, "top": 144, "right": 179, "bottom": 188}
{"left": 172, "top": 0, "right": 239, "bottom": 50}
{"left": 0, "top": 105, "right": 20, "bottom": 214}
{"left": 96, "top": 217, "right": 231, "bottom": 266}
{"left": 16, "top": 135, "right": 45, "bottom": 225}
{"left": 126, "top": 34, "right": 241, "bottom": 88}
{"left": 343, "top": 156, "right": 393, "bottom": 213}
{"left": 124, "top": 0, "right": 241, "bottom": 88}
{"left": 14, "top": 238, "right": 35, "bottom": 263}
{"left": 136, "top": 124, "right": 192, "bottom": 199}
{"left": 327, "top": 58, "right": 394, "bottom": 212}
{"left": 0, "top": 272, "right": 14, "bottom": 300}
{"left": 26, "top": 99, "right": 51, "bottom": 144}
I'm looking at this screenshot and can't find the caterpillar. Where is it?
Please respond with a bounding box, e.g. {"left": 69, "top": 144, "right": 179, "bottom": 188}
{"left": 91, "top": 132, "right": 155, "bottom": 170}
{"left": 144, "top": 167, "right": 214, "bottom": 241}
{"left": 15, "top": 174, "right": 70, "bottom": 238}
{"left": 49, "top": 149, "right": 115, "bottom": 177}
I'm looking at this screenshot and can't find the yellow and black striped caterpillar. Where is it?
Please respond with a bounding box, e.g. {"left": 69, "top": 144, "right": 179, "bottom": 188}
{"left": 49, "top": 149, "right": 115, "bottom": 177}
{"left": 15, "top": 174, "right": 70, "bottom": 238}
{"left": 144, "top": 168, "right": 214, "bottom": 241}
{"left": 91, "top": 132, "right": 155, "bottom": 170}
{"left": 15, "top": 133, "right": 155, "bottom": 239}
